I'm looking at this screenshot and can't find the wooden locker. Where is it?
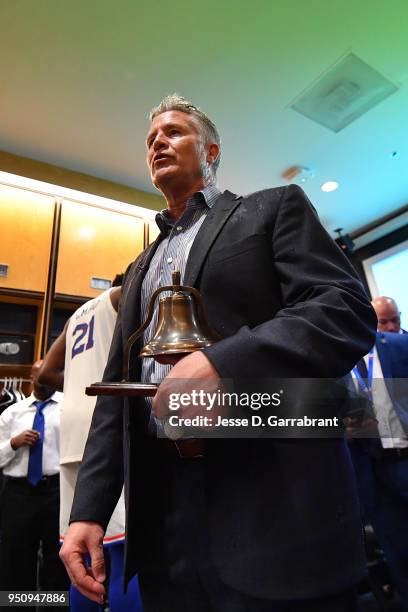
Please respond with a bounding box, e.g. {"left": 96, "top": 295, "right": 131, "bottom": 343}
{"left": 0, "top": 185, "right": 55, "bottom": 292}
{"left": 55, "top": 200, "right": 144, "bottom": 298}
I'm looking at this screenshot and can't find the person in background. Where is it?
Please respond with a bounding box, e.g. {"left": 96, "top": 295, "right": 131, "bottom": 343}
{"left": 348, "top": 330, "right": 408, "bottom": 612}
{"left": 372, "top": 296, "right": 406, "bottom": 334}
{"left": 39, "top": 275, "right": 142, "bottom": 612}
{"left": 0, "top": 360, "right": 68, "bottom": 592}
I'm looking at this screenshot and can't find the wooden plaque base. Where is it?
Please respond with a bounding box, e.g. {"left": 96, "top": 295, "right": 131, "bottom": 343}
{"left": 85, "top": 382, "right": 158, "bottom": 397}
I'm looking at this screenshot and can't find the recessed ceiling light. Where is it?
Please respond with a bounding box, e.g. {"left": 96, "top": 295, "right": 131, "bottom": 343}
{"left": 321, "top": 181, "right": 339, "bottom": 192}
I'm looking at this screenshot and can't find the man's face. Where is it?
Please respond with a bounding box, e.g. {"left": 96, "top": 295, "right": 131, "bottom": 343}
{"left": 373, "top": 300, "right": 401, "bottom": 333}
{"left": 146, "top": 110, "right": 208, "bottom": 193}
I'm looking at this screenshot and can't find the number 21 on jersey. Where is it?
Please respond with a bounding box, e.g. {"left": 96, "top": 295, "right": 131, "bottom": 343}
{"left": 71, "top": 315, "right": 95, "bottom": 359}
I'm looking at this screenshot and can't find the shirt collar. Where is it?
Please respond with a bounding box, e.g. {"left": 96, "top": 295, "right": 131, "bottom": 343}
{"left": 28, "top": 391, "right": 61, "bottom": 407}
{"left": 155, "top": 184, "right": 221, "bottom": 235}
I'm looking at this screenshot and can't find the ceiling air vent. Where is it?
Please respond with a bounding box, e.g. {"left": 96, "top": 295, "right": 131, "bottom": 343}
{"left": 290, "top": 52, "right": 398, "bottom": 132}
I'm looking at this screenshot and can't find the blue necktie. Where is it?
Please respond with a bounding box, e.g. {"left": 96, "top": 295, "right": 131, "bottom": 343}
{"left": 27, "top": 400, "right": 49, "bottom": 486}
{"left": 356, "top": 358, "right": 368, "bottom": 379}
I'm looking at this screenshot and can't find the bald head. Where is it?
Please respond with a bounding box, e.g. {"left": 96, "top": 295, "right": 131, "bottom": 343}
{"left": 371, "top": 296, "right": 401, "bottom": 333}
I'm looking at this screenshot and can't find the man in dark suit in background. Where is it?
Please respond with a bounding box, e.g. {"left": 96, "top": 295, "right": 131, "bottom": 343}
{"left": 60, "top": 94, "right": 376, "bottom": 611}
{"left": 372, "top": 296, "right": 407, "bottom": 334}
{"left": 349, "top": 331, "right": 408, "bottom": 611}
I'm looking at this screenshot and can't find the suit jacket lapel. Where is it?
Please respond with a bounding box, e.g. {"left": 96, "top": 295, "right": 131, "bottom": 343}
{"left": 184, "top": 190, "right": 242, "bottom": 287}
{"left": 376, "top": 333, "right": 396, "bottom": 403}
{"left": 122, "top": 237, "right": 166, "bottom": 383}
{"left": 122, "top": 236, "right": 163, "bottom": 339}
{"left": 376, "top": 333, "right": 392, "bottom": 379}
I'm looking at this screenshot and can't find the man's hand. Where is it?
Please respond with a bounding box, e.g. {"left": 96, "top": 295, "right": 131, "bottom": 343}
{"left": 344, "top": 416, "right": 379, "bottom": 439}
{"left": 152, "top": 351, "right": 223, "bottom": 424}
{"left": 59, "top": 521, "right": 106, "bottom": 604}
{"left": 11, "top": 430, "right": 39, "bottom": 450}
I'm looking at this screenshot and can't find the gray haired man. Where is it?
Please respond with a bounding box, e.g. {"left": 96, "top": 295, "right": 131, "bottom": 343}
{"left": 61, "top": 95, "right": 376, "bottom": 611}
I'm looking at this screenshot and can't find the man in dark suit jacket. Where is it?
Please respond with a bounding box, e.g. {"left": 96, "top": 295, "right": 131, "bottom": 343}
{"left": 61, "top": 95, "right": 377, "bottom": 611}
{"left": 372, "top": 296, "right": 407, "bottom": 334}
{"left": 349, "top": 332, "right": 408, "bottom": 611}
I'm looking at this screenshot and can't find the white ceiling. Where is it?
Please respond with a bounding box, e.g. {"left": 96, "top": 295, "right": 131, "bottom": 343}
{"left": 1, "top": 0, "right": 408, "bottom": 236}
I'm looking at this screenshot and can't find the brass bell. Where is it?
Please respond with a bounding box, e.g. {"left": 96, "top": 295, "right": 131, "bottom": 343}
{"left": 123, "top": 271, "right": 220, "bottom": 378}
{"left": 86, "top": 271, "right": 221, "bottom": 399}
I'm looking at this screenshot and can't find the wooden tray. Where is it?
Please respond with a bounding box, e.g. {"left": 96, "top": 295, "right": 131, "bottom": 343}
{"left": 86, "top": 382, "right": 158, "bottom": 397}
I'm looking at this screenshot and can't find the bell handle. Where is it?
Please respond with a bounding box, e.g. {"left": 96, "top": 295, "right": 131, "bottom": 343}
{"left": 123, "top": 283, "right": 180, "bottom": 381}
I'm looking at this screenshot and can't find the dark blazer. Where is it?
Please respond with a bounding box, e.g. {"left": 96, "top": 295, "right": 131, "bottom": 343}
{"left": 71, "top": 185, "right": 377, "bottom": 599}
{"left": 375, "top": 332, "right": 408, "bottom": 434}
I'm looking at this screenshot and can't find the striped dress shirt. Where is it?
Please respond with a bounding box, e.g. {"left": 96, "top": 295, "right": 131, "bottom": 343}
{"left": 140, "top": 184, "right": 221, "bottom": 389}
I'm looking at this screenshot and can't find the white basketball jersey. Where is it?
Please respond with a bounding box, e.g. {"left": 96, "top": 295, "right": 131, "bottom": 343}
{"left": 60, "top": 288, "right": 117, "bottom": 464}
